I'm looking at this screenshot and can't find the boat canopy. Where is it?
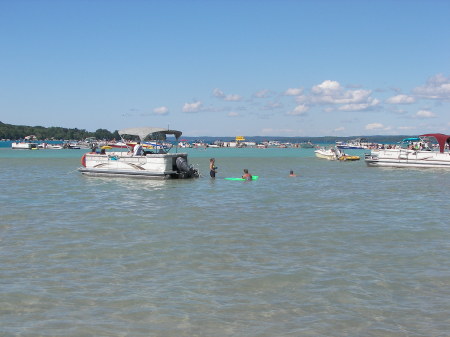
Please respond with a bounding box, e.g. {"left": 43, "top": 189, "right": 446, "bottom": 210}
{"left": 402, "top": 137, "right": 420, "bottom": 142}
{"left": 118, "top": 127, "right": 182, "bottom": 141}
{"left": 420, "top": 133, "right": 450, "bottom": 153}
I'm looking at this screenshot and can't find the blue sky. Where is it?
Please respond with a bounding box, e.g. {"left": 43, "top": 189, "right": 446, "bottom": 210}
{"left": 1, "top": 0, "right": 449, "bottom": 137}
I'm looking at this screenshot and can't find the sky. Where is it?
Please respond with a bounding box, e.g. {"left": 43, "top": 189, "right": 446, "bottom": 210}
{"left": 1, "top": 0, "right": 449, "bottom": 137}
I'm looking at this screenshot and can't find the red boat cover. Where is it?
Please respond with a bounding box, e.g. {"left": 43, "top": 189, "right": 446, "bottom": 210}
{"left": 420, "top": 133, "right": 450, "bottom": 153}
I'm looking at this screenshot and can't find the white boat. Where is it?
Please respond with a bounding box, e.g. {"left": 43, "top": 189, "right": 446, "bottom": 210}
{"left": 315, "top": 147, "right": 342, "bottom": 160}
{"left": 336, "top": 138, "right": 371, "bottom": 149}
{"left": 38, "top": 143, "right": 64, "bottom": 149}
{"left": 78, "top": 127, "right": 199, "bottom": 179}
{"left": 365, "top": 133, "right": 450, "bottom": 168}
{"left": 11, "top": 142, "right": 38, "bottom": 150}
{"left": 75, "top": 137, "right": 99, "bottom": 149}
{"left": 299, "top": 141, "right": 315, "bottom": 148}
{"left": 178, "top": 141, "right": 192, "bottom": 148}
{"left": 315, "top": 146, "right": 360, "bottom": 161}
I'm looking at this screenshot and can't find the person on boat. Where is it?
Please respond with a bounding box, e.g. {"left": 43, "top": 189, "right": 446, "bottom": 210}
{"left": 209, "top": 158, "right": 217, "bottom": 178}
{"left": 242, "top": 169, "right": 252, "bottom": 180}
{"left": 289, "top": 170, "right": 297, "bottom": 177}
{"left": 133, "top": 141, "right": 143, "bottom": 156}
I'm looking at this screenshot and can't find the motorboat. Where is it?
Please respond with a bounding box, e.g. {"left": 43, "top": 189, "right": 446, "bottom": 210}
{"left": 315, "top": 147, "right": 342, "bottom": 160}
{"left": 78, "top": 127, "right": 200, "bottom": 179}
{"left": 38, "top": 143, "right": 64, "bottom": 149}
{"left": 364, "top": 133, "right": 450, "bottom": 168}
{"left": 75, "top": 137, "right": 99, "bottom": 149}
{"left": 299, "top": 141, "right": 315, "bottom": 148}
{"left": 315, "top": 146, "right": 360, "bottom": 161}
{"left": 336, "top": 138, "right": 371, "bottom": 149}
{"left": 11, "top": 142, "right": 38, "bottom": 150}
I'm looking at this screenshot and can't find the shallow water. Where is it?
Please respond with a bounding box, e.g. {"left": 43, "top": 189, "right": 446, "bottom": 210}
{"left": 1, "top": 147, "right": 450, "bottom": 336}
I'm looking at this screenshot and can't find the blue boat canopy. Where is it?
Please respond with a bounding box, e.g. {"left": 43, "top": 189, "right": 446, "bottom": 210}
{"left": 402, "top": 137, "right": 420, "bottom": 142}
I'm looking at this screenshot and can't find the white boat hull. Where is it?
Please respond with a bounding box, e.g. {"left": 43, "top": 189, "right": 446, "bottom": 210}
{"left": 315, "top": 148, "right": 340, "bottom": 160}
{"left": 11, "top": 142, "right": 38, "bottom": 149}
{"left": 336, "top": 145, "right": 365, "bottom": 149}
{"left": 78, "top": 168, "right": 170, "bottom": 179}
{"left": 365, "top": 149, "right": 450, "bottom": 168}
{"left": 315, "top": 152, "right": 336, "bottom": 160}
{"left": 79, "top": 152, "right": 198, "bottom": 179}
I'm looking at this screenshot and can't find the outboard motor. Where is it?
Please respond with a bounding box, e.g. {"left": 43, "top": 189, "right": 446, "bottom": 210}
{"left": 176, "top": 157, "right": 199, "bottom": 178}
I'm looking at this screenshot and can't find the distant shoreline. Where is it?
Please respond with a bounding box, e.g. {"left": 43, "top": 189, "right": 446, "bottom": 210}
{"left": 1, "top": 135, "right": 417, "bottom": 144}
{"left": 0, "top": 121, "right": 424, "bottom": 144}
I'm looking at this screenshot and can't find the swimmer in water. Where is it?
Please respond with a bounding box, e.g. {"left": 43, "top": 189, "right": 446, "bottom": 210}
{"left": 242, "top": 169, "right": 252, "bottom": 180}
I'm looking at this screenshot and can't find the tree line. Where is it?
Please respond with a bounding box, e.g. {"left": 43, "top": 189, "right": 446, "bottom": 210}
{"left": 0, "top": 121, "right": 120, "bottom": 141}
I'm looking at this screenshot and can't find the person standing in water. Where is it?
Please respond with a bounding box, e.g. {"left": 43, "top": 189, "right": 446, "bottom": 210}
{"left": 209, "top": 158, "right": 217, "bottom": 178}
{"left": 242, "top": 169, "right": 252, "bottom": 180}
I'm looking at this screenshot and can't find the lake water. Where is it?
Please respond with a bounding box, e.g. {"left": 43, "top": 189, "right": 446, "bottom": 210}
{"left": 1, "top": 147, "right": 449, "bottom": 336}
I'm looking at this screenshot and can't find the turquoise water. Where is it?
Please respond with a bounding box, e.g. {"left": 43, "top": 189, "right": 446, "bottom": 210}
{"left": 1, "top": 147, "right": 450, "bottom": 336}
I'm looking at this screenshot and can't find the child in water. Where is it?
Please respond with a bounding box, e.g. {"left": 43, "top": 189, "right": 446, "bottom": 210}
{"left": 242, "top": 169, "right": 252, "bottom": 180}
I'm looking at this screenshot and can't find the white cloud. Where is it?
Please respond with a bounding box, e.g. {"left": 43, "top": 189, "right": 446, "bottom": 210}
{"left": 284, "top": 87, "right": 303, "bottom": 96}
{"left": 338, "top": 98, "right": 380, "bottom": 111}
{"left": 311, "top": 80, "right": 341, "bottom": 94}
{"left": 287, "top": 104, "right": 309, "bottom": 115}
{"left": 415, "top": 110, "right": 436, "bottom": 118}
{"left": 262, "top": 101, "right": 283, "bottom": 110}
{"left": 386, "top": 94, "right": 416, "bottom": 104}
{"left": 334, "top": 127, "right": 345, "bottom": 132}
{"left": 224, "top": 94, "right": 242, "bottom": 101}
{"left": 304, "top": 80, "right": 379, "bottom": 110}
{"left": 213, "top": 88, "right": 242, "bottom": 101}
{"left": 213, "top": 88, "right": 225, "bottom": 98}
{"left": 295, "top": 94, "right": 308, "bottom": 104}
{"left": 153, "top": 106, "right": 169, "bottom": 115}
{"left": 316, "top": 88, "right": 372, "bottom": 104}
{"left": 365, "top": 123, "right": 385, "bottom": 130}
{"left": 413, "top": 74, "right": 450, "bottom": 100}
{"left": 228, "top": 111, "right": 239, "bottom": 117}
{"left": 182, "top": 101, "right": 203, "bottom": 113}
{"left": 253, "top": 89, "right": 271, "bottom": 98}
